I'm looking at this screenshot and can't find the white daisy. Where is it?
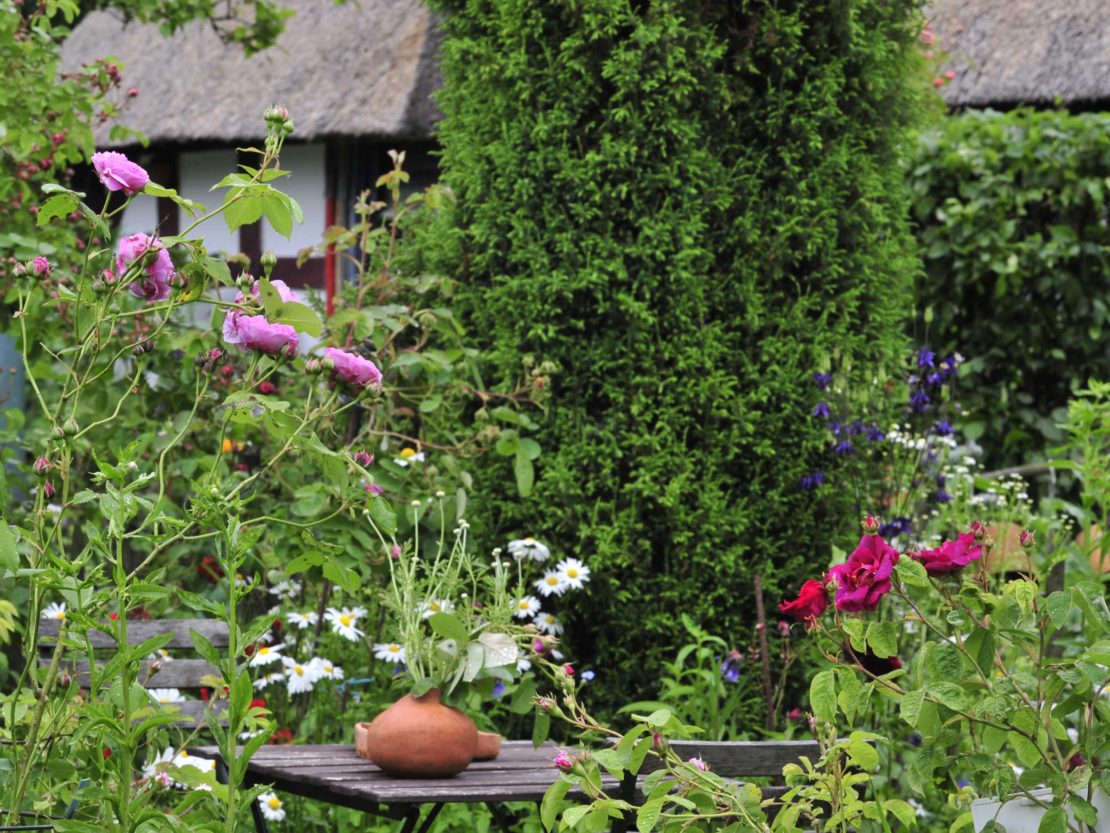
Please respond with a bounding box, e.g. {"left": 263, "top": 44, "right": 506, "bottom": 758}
{"left": 172, "top": 751, "right": 216, "bottom": 790}
{"left": 513, "top": 596, "right": 542, "bottom": 620}
{"left": 555, "top": 558, "right": 590, "bottom": 590}
{"left": 267, "top": 580, "right": 302, "bottom": 601}
{"left": 324, "top": 607, "right": 365, "bottom": 641}
{"left": 508, "top": 537, "right": 550, "bottom": 562}
{"left": 259, "top": 792, "right": 286, "bottom": 822}
{"left": 42, "top": 602, "right": 66, "bottom": 621}
{"left": 142, "top": 747, "right": 177, "bottom": 785}
{"left": 148, "top": 688, "right": 185, "bottom": 705}
{"left": 282, "top": 656, "right": 320, "bottom": 695}
{"left": 234, "top": 573, "right": 254, "bottom": 589}
{"left": 373, "top": 642, "right": 406, "bottom": 663}
{"left": 146, "top": 648, "right": 174, "bottom": 662}
{"left": 287, "top": 611, "right": 318, "bottom": 630}
{"left": 393, "top": 448, "right": 426, "bottom": 467}
{"left": 419, "top": 598, "right": 454, "bottom": 619}
{"left": 310, "top": 657, "right": 344, "bottom": 681}
{"left": 516, "top": 656, "right": 532, "bottom": 674}
{"left": 253, "top": 671, "right": 284, "bottom": 690}
{"left": 533, "top": 612, "right": 564, "bottom": 636}
{"left": 249, "top": 643, "right": 285, "bottom": 667}
{"left": 534, "top": 571, "right": 568, "bottom": 597}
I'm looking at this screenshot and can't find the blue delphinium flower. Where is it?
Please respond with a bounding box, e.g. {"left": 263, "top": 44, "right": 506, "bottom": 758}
{"left": 879, "top": 516, "right": 913, "bottom": 539}
{"left": 492, "top": 679, "right": 506, "bottom": 698}
{"left": 917, "top": 347, "right": 936, "bottom": 368}
{"left": 720, "top": 650, "right": 743, "bottom": 683}
{"left": 933, "top": 420, "right": 954, "bottom": 436}
{"left": 812, "top": 372, "right": 832, "bottom": 390}
{"left": 812, "top": 401, "right": 830, "bottom": 419}
{"left": 909, "top": 390, "right": 931, "bottom": 412}
{"left": 801, "top": 471, "right": 826, "bottom": 490}
{"left": 866, "top": 425, "right": 885, "bottom": 442}
{"left": 834, "top": 440, "right": 854, "bottom": 455}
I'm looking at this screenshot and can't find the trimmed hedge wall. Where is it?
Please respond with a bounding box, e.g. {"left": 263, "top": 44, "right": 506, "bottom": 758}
{"left": 431, "top": 0, "right": 926, "bottom": 715}
{"left": 911, "top": 108, "right": 1110, "bottom": 474}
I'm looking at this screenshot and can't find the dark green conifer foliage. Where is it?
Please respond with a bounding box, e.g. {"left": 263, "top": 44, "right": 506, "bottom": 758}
{"left": 431, "top": 0, "right": 925, "bottom": 713}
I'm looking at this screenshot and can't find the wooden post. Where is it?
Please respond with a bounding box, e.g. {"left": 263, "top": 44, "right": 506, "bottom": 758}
{"left": 753, "top": 575, "right": 776, "bottom": 731}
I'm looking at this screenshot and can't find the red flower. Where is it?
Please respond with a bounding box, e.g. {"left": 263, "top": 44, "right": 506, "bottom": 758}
{"left": 250, "top": 698, "right": 267, "bottom": 710}
{"left": 911, "top": 533, "right": 981, "bottom": 576}
{"left": 844, "top": 644, "right": 903, "bottom": 677}
{"left": 269, "top": 727, "right": 294, "bottom": 745}
{"left": 827, "top": 535, "right": 899, "bottom": 612}
{"left": 778, "top": 579, "right": 829, "bottom": 626}
{"left": 198, "top": 555, "right": 224, "bottom": 585}
{"left": 102, "top": 747, "right": 112, "bottom": 760}
{"left": 258, "top": 380, "right": 277, "bottom": 395}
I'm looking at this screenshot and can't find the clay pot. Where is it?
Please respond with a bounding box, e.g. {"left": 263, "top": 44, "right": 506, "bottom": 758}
{"left": 474, "top": 731, "right": 502, "bottom": 761}
{"left": 362, "top": 688, "right": 478, "bottom": 777}
{"left": 355, "top": 722, "right": 372, "bottom": 760}
{"left": 1075, "top": 524, "right": 1110, "bottom": 574}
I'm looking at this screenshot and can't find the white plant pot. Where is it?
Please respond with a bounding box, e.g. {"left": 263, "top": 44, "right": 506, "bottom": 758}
{"left": 971, "top": 787, "right": 1109, "bottom": 833}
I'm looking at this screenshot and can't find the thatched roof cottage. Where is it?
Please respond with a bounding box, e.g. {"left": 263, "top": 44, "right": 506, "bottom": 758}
{"left": 931, "top": 0, "right": 1110, "bottom": 109}
{"left": 61, "top": 0, "right": 442, "bottom": 294}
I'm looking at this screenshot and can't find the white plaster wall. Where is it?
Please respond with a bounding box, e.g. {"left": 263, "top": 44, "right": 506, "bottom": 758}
{"left": 115, "top": 191, "right": 160, "bottom": 238}
{"left": 262, "top": 143, "right": 326, "bottom": 258}
{"left": 178, "top": 149, "right": 241, "bottom": 257}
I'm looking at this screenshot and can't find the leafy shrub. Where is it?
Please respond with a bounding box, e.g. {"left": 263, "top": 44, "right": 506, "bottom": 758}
{"left": 910, "top": 108, "right": 1110, "bottom": 474}
{"left": 430, "top": 0, "right": 928, "bottom": 713}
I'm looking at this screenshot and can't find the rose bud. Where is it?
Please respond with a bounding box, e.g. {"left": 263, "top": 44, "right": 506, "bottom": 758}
{"left": 861, "top": 515, "right": 880, "bottom": 534}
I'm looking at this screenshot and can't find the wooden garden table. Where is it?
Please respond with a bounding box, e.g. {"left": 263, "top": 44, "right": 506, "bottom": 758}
{"left": 189, "top": 740, "right": 600, "bottom": 833}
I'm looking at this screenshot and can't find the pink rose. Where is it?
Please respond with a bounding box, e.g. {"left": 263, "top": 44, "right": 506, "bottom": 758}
{"left": 324, "top": 347, "right": 382, "bottom": 389}
{"left": 778, "top": 579, "right": 829, "bottom": 626}
{"left": 115, "top": 233, "right": 172, "bottom": 302}
{"left": 911, "top": 533, "right": 981, "bottom": 576}
{"left": 91, "top": 151, "right": 149, "bottom": 195}
{"left": 827, "top": 535, "right": 899, "bottom": 612}
{"left": 231, "top": 315, "right": 298, "bottom": 356}
{"left": 32, "top": 256, "right": 50, "bottom": 276}
{"left": 223, "top": 279, "right": 301, "bottom": 355}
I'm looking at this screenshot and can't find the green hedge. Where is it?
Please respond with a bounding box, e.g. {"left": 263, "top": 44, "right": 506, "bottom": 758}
{"left": 910, "top": 108, "right": 1110, "bottom": 473}
{"left": 431, "top": 0, "right": 925, "bottom": 715}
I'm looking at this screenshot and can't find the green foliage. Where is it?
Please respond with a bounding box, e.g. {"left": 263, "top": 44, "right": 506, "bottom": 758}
{"left": 431, "top": 0, "right": 928, "bottom": 713}
{"left": 910, "top": 108, "right": 1110, "bottom": 472}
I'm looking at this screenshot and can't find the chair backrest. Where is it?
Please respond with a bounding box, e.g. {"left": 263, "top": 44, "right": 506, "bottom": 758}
{"left": 654, "top": 739, "right": 821, "bottom": 780}
{"left": 38, "top": 617, "right": 230, "bottom": 725}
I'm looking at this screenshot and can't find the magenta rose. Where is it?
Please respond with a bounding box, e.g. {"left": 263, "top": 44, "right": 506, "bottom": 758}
{"left": 778, "top": 579, "right": 829, "bottom": 626}
{"left": 911, "top": 533, "right": 981, "bottom": 576}
{"left": 324, "top": 347, "right": 382, "bottom": 389}
{"left": 223, "top": 279, "right": 301, "bottom": 355}
{"left": 116, "top": 233, "right": 172, "bottom": 302}
{"left": 91, "top": 151, "right": 150, "bottom": 195}
{"left": 827, "top": 535, "right": 900, "bottom": 612}
{"left": 32, "top": 256, "right": 50, "bottom": 276}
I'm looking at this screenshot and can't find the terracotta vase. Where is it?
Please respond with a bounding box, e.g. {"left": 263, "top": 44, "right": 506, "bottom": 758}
{"left": 362, "top": 688, "right": 478, "bottom": 777}
{"left": 474, "top": 731, "right": 502, "bottom": 761}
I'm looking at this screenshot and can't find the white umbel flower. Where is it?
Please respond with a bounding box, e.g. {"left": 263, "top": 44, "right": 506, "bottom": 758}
{"left": 324, "top": 607, "right": 365, "bottom": 641}
{"left": 249, "top": 643, "right": 285, "bottom": 667}
{"left": 533, "top": 612, "right": 564, "bottom": 636}
{"left": 513, "top": 596, "right": 542, "bottom": 619}
{"left": 508, "top": 537, "right": 550, "bottom": 563}
{"left": 534, "top": 571, "right": 567, "bottom": 597}
{"left": 555, "top": 558, "right": 590, "bottom": 590}
{"left": 148, "top": 688, "right": 185, "bottom": 704}
{"left": 42, "top": 602, "right": 66, "bottom": 621}
{"left": 287, "top": 611, "right": 318, "bottom": 630}
{"left": 259, "top": 792, "right": 286, "bottom": 822}
{"left": 373, "top": 642, "right": 406, "bottom": 663}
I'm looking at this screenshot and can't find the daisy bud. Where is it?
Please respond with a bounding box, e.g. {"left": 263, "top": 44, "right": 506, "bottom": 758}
{"left": 33, "top": 457, "right": 51, "bottom": 475}
{"left": 60, "top": 671, "right": 72, "bottom": 686}
{"left": 861, "top": 515, "right": 880, "bottom": 534}
{"left": 535, "top": 696, "right": 553, "bottom": 710}
{"left": 1019, "top": 529, "right": 1035, "bottom": 550}
{"left": 149, "top": 659, "right": 162, "bottom": 675}
{"left": 51, "top": 425, "right": 66, "bottom": 440}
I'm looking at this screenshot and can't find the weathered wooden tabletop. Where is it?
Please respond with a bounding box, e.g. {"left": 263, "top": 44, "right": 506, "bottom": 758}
{"left": 188, "top": 741, "right": 601, "bottom": 811}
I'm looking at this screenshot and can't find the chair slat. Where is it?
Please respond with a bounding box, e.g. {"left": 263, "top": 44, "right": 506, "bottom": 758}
{"left": 47, "top": 658, "right": 219, "bottom": 689}
{"left": 39, "top": 618, "right": 229, "bottom": 650}
{"left": 653, "top": 740, "right": 821, "bottom": 777}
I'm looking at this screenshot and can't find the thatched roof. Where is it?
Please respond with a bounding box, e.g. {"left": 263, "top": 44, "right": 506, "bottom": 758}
{"left": 61, "top": 0, "right": 442, "bottom": 146}
{"left": 931, "top": 0, "right": 1110, "bottom": 107}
